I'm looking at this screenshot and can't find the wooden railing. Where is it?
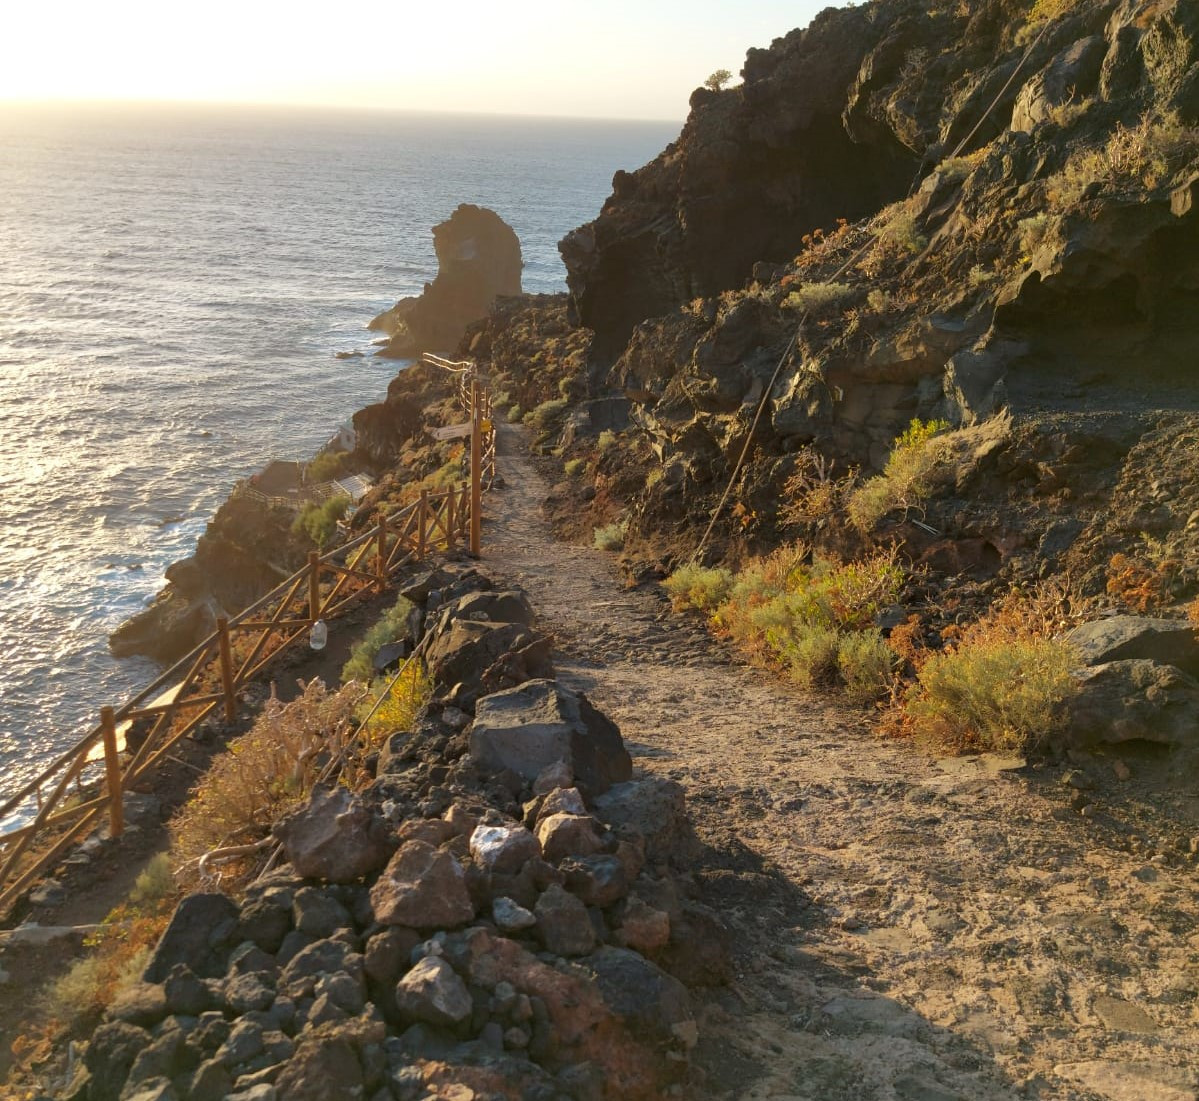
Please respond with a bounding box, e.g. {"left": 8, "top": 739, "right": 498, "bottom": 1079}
{"left": 0, "top": 361, "right": 496, "bottom": 917}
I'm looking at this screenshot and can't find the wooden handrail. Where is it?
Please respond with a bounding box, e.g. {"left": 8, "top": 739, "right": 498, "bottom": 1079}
{"left": 0, "top": 364, "right": 499, "bottom": 913}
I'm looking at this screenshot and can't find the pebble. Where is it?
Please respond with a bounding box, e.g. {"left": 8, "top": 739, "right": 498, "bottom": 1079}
{"left": 1112, "top": 760, "right": 1131, "bottom": 782}
{"left": 1062, "top": 769, "right": 1094, "bottom": 791}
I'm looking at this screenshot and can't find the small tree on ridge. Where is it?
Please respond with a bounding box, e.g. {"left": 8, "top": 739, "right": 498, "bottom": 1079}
{"left": 704, "top": 69, "right": 732, "bottom": 92}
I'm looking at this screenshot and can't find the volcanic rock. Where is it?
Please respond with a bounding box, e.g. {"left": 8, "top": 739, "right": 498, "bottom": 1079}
{"left": 369, "top": 841, "right": 476, "bottom": 929}
{"left": 470, "top": 680, "right": 631, "bottom": 794}
{"left": 371, "top": 205, "right": 522, "bottom": 358}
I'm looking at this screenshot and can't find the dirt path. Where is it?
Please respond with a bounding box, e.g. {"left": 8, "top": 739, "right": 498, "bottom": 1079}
{"left": 486, "top": 422, "right": 1199, "bottom": 1101}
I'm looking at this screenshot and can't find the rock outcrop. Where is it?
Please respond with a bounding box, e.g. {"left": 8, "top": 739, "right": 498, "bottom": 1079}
{"left": 371, "top": 205, "right": 523, "bottom": 359}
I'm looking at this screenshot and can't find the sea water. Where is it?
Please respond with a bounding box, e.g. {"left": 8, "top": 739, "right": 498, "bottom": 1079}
{"left": 0, "top": 103, "right": 677, "bottom": 809}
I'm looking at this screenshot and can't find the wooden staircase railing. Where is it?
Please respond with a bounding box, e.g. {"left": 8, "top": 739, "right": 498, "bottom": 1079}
{"left": 0, "top": 360, "right": 495, "bottom": 917}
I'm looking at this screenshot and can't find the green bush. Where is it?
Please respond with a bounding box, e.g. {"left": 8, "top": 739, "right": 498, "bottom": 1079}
{"left": 564, "top": 458, "right": 586, "bottom": 477}
{"left": 307, "top": 450, "right": 350, "bottom": 482}
{"left": 593, "top": 520, "right": 628, "bottom": 551}
{"left": 596, "top": 430, "right": 618, "bottom": 452}
{"left": 769, "top": 621, "right": 840, "bottom": 690}
{"left": 342, "top": 595, "right": 415, "bottom": 684}
{"left": 293, "top": 494, "right": 351, "bottom": 548}
{"left": 846, "top": 418, "right": 951, "bottom": 533}
{"left": 708, "top": 545, "right": 905, "bottom": 698}
{"left": 902, "top": 635, "right": 1077, "bottom": 753}
{"left": 527, "top": 397, "right": 570, "bottom": 430}
{"left": 838, "top": 629, "right": 898, "bottom": 704}
{"left": 875, "top": 209, "right": 928, "bottom": 255}
{"left": 129, "top": 853, "right": 177, "bottom": 909}
{"left": 663, "top": 564, "right": 734, "bottom": 612}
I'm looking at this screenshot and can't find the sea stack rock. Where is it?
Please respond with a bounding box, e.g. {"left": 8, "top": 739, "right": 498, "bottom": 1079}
{"left": 370, "top": 204, "right": 522, "bottom": 358}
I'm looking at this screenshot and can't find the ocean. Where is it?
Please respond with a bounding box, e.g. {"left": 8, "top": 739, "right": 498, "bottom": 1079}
{"left": 0, "top": 103, "right": 677, "bottom": 815}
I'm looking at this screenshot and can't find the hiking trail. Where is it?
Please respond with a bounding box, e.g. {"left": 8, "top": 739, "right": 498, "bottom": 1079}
{"left": 486, "top": 421, "right": 1199, "bottom": 1101}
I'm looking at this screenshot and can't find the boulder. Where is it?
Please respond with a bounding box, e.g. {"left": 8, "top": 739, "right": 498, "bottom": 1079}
{"left": 615, "top": 897, "right": 671, "bottom": 954}
{"left": 536, "top": 813, "right": 606, "bottom": 863}
{"left": 536, "top": 786, "right": 587, "bottom": 821}
{"left": 424, "top": 620, "right": 551, "bottom": 700}
{"left": 144, "top": 893, "right": 240, "bottom": 983}
{"left": 292, "top": 887, "right": 352, "bottom": 938}
{"left": 586, "top": 947, "right": 695, "bottom": 1048}
{"left": 273, "top": 786, "right": 396, "bottom": 884}
{"left": 534, "top": 884, "right": 597, "bottom": 957}
{"left": 469, "top": 823, "right": 541, "bottom": 874}
{"left": 84, "top": 1021, "right": 150, "bottom": 1101}
{"left": 279, "top": 939, "right": 364, "bottom": 998}
{"left": 593, "top": 779, "right": 698, "bottom": 864}
{"left": 394, "top": 956, "right": 473, "bottom": 1028}
{"left": 1066, "top": 616, "right": 1199, "bottom": 676}
{"left": 561, "top": 854, "right": 630, "bottom": 907}
{"left": 470, "top": 680, "right": 632, "bottom": 795}
{"left": 369, "top": 841, "right": 476, "bottom": 929}
{"left": 445, "top": 589, "right": 535, "bottom": 627}
{"left": 1064, "top": 660, "right": 1199, "bottom": 748}
{"left": 272, "top": 1034, "right": 365, "bottom": 1101}
{"left": 492, "top": 896, "right": 538, "bottom": 933}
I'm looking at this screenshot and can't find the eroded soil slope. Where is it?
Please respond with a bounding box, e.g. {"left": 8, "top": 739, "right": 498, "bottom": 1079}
{"left": 487, "top": 421, "right": 1199, "bottom": 1101}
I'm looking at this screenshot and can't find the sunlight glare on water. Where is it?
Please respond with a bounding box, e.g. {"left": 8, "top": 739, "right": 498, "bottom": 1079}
{"left": 0, "top": 103, "right": 677, "bottom": 813}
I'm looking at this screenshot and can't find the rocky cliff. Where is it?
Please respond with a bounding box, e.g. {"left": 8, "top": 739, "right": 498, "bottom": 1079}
{"left": 371, "top": 205, "right": 523, "bottom": 359}
{"left": 480, "top": 0, "right": 1199, "bottom": 611}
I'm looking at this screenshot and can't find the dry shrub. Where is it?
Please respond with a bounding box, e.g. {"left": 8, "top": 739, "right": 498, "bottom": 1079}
{"left": 170, "top": 679, "right": 362, "bottom": 886}
{"left": 783, "top": 282, "right": 854, "bottom": 315}
{"left": 900, "top": 635, "right": 1077, "bottom": 753}
{"left": 895, "top": 587, "right": 1081, "bottom": 754}
{"left": 1188, "top": 596, "right": 1199, "bottom": 627}
{"left": 1105, "top": 550, "right": 1180, "bottom": 613}
{"left": 780, "top": 449, "right": 856, "bottom": 529}
{"left": 846, "top": 418, "right": 952, "bottom": 533}
{"left": 663, "top": 564, "right": 734, "bottom": 612}
{"left": 37, "top": 854, "right": 179, "bottom": 1036}
{"left": 593, "top": 520, "right": 628, "bottom": 551}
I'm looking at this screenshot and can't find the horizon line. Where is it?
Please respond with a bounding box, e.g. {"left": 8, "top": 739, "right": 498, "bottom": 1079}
{"left": 0, "top": 96, "right": 687, "bottom": 127}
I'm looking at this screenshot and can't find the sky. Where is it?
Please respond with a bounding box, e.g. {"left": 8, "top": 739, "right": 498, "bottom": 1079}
{"left": 2, "top": 0, "right": 830, "bottom": 120}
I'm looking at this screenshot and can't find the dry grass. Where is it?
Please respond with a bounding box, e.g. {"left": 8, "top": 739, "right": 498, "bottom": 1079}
{"left": 783, "top": 282, "right": 854, "bottom": 315}
{"left": 780, "top": 448, "right": 855, "bottom": 529}
{"left": 169, "top": 679, "right": 363, "bottom": 888}
{"left": 593, "top": 520, "right": 628, "bottom": 551}
{"left": 355, "top": 662, "right": 433, "bottom": 752}
{"left": 1049, "top": 112, "right": 1199, "bottom": 207}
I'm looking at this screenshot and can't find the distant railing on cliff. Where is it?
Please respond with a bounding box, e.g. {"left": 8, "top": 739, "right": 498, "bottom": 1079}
{"left": 0, "top": 359, "right": 497, "bottom": 917}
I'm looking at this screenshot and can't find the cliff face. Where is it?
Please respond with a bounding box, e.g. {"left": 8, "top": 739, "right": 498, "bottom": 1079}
{"left": 560, "top": 0, "right": 1196, "bottom": 362}
{"left": 481, "top": 0, "right": 1199, "bottom": 605}
{"left": 371, "top": 204, "right": 522, "bottom": 358}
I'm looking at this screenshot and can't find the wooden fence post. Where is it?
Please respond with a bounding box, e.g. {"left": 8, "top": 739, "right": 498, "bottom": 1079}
{"left": 418, "top": 489, "right": 429, "bottom": 558}
{"left": 308, "top": 551, "right": 321, "bottom": 622}
{"left": 376, "top": 518, "right": 388, "bottom": 590}
{"left": 216, "top": 617, "right": 237, "bottom": 722}
{"left": 100, "top": 707, "right": 123, "bottom": 838}
{"left": 445, "top": 485, "right": 456, "bottom": 550}
{"left": 470, "top": 380, "right": 482, "bottom": 557}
